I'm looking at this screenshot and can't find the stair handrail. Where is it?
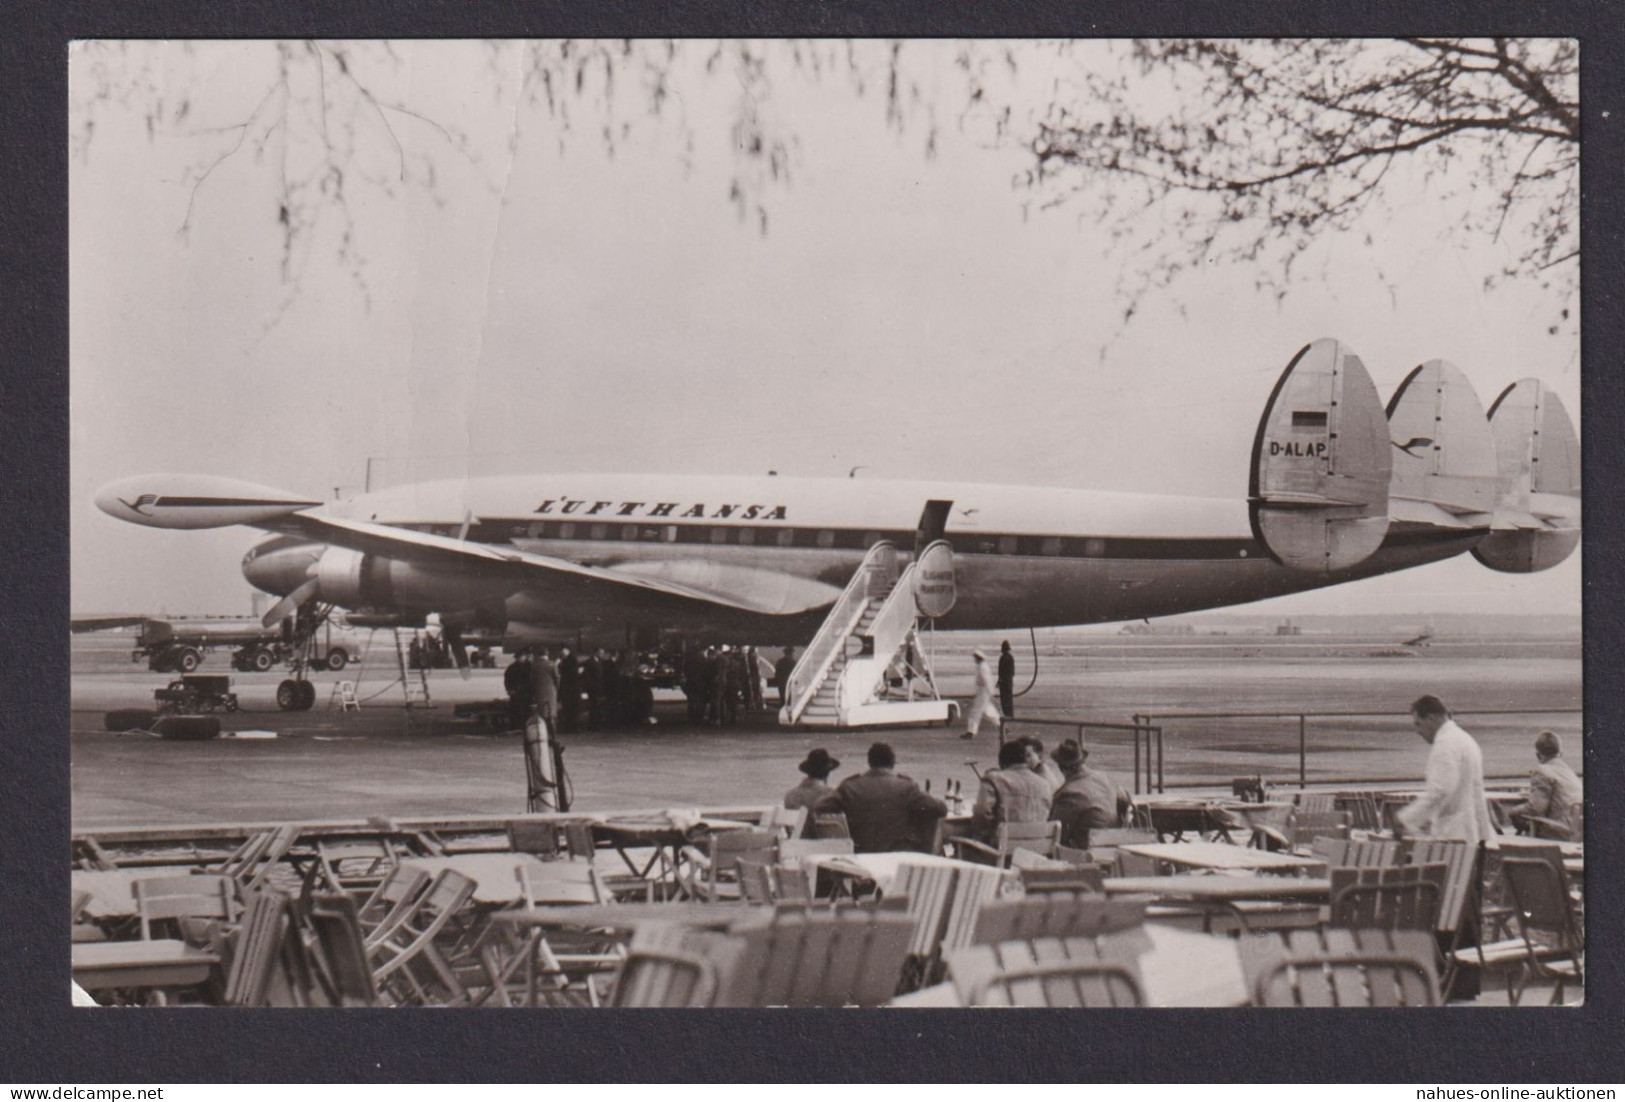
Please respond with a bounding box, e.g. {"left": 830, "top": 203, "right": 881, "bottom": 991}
{"left": 839, "top": 556, "right": 927, "bottom": 711}
{"left": 783, "top": 541, "right": 897, "bottom": 724}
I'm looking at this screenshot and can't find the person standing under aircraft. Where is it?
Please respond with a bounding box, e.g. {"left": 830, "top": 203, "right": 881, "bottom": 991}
{"left": 960, "top": 650, "right": 1003, "bottom": 739}
{"left": 815, "top": 742, "right": 947, "bottom": 854}
{"left": 558, "top": 646, "right": 580, "bottom": 733}
{"left": 775, "top": 647, "right": 797, "bottom": 709}
{"left": 746, "top": 646, "right": 765, "bottom": 711}
{"left": 504, "top": 650, "right": 534, "bottom": 731}
{"left": 997, "top": 640, "right": 1017, "bottom": 718}
{"left": 683, "top": 647, "right": 708, "bottom": 725}
{"left": 532, "top": 648, "right": 560, "bottom": 732}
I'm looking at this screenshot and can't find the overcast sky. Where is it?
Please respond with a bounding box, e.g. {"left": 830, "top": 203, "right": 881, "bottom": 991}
{"left": 69, "top": 39, "right": 1581, "bottom": 618}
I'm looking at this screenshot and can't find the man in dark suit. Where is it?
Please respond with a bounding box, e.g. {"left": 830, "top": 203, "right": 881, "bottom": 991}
{"left": 997, "top": 639, "right": 1017, "bottom": 718}
{"left": 815, "top": 742, "right": 947, "bottom": 853}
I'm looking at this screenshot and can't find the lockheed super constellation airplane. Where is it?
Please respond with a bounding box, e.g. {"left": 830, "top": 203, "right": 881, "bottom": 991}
{"left": 95, "top": 339, "right": 1579, "bottom": 726}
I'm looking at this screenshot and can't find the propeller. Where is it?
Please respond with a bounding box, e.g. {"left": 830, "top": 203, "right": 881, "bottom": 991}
{"left": 261, "top": 578, "right": 320, "bottom": 627}
{"left": 442, "top": 622, "right": 473, "bottom": 681}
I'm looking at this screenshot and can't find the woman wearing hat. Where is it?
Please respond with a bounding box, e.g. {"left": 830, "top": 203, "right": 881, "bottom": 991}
{"left": 785, "top": 748, "right": 841, "bottom": 819}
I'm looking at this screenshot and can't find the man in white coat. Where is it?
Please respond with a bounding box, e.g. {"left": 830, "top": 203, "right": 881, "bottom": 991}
{"left": 1395, "top": 695, "right": 1493, "bottom": 848}
{"left": 959, "top": 650, "right": 1004, "bottom": 740}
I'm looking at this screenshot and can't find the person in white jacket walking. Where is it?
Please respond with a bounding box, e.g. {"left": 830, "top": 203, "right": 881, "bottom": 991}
{"left": 960, "top": 649, "right": 1004, "bottom": 740}
{"left": 1395, "top": 695, "right": 1494, "bottom": 848}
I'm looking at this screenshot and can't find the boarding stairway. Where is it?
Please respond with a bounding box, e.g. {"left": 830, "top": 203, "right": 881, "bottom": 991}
{"left": 779, "top": 540, "right": 957, "bottom": 729}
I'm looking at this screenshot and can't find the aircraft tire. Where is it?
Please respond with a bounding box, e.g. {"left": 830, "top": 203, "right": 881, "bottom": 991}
{"left": 252, "top": 649, "right": 275, "bottom": 673}
{"left": 104, "top": 709, "right": 158, "bottom": 731}
{"left": 325, "top": 648, "right": 349, "bottom": 672}
{"left": 178, "top": 648, "right": 202, "bottom": 673}
{"left": 295, "top": 680, "right": 317, "bottom": 710}
{"left": 276, "top": 679, "right": 301, "bottom": 710}
{"left": 153, "top": 715, "right": 222, "bottom": 741}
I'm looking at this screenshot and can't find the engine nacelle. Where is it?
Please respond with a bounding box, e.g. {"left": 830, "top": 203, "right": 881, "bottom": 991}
{"left": 1472, "top": 529, "right": 1581, "bottom": 574}
{"left": 313, "top": 546, "right": 514, "bottom": 613}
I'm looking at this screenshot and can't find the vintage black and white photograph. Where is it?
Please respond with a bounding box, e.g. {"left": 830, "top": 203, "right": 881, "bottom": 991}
{"left": 69, "top": 38, "right": 1582, "bottom": 1010}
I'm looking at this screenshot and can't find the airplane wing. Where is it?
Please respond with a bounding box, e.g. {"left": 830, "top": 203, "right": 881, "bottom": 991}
{"left": 268, "top": 512, "right": 842, "bottom": 617}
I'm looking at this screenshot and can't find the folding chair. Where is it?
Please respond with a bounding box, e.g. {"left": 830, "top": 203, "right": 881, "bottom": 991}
{"left": 607, "top": 924, "right": 735, "bottom": 1007}
{"left": 1405, "top": 838, "right": 1479, "bottom": 998}
{"left": 971, "top": 893, "right": 1145, "bottom": 944}
{"left": 717, "top": 907, "right": 916, "bottom": 1007}
{"left": 368, "top": 869, "right": 478, "bottom": 1006}
{"left": 304, "top": 892, "right": 381, "bottom": 1006}
{"left": 950, "top": 820, "right": 1062, "bottom": 868}
{"left": 762, "top": 804, "right": 809, "bottom": 840}
{"left": 1329, "top": 864, "right": 1445, "bottom": 933}
{"left": 1082, "top": 828, "right": 1160, "bottom": 876}
{"left": 134, "top": 874, "right": 239, "bottom": 940}
{"left": 1017, "top": 863, "right": 1106, "bottom": 895}
{"left": 1253, "top": 951, "right": 1439, "bottom": 1007}
{"left": 1296, "top": 792, "right": 1338, "bottom": 816}
{"left": 353, "top": 863, "right": 430, "bottom": 939}
{"left": 1498, "top": 856, "right": 1584, "bottom": 1005}
{"left": 737, "top": 858, "right": 777, "bottom": 904}
{"left": 221, "top": 889, "right": 294, "bottom": 1007}
{"left": 969, "top": 961, "right": 1144, "bottom": 1007}
{"left": 677, "top": 828, "right": 779, "bottom": 902}
{"left": 313, "top": 838, "right": 398, "bottom": 895}
{"left": 812, "top": 812, "right": 852, "bottom": 840}
{"left": 506, "top": 819, "right": 564, "bottom": 858}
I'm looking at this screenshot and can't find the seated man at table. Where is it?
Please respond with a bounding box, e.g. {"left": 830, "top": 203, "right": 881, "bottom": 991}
{"left": 815, "top": 742, "right": 946, "bottom": 853}
{"left": 969, "top": 739, "right": 1056, "bottom": 846}
{"left": 1047, "top": 738, "right": 1131, "bottom": 849}
{"left": 1508, "top": 730, "right": 1583, "bottom": 840}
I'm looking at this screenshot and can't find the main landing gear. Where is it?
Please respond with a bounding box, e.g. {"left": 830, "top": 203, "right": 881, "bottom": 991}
{"left": 276, "top": 678, "right": 316, "bottom": 711}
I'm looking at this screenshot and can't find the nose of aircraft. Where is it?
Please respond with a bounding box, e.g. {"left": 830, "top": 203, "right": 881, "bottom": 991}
{"left": 241, "top": 538, "right": 323, "bottom": 597}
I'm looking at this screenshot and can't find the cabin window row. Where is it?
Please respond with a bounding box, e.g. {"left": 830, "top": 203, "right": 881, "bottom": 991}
{"left": 453, "top": 522, "right": 1127, "bottom": 558}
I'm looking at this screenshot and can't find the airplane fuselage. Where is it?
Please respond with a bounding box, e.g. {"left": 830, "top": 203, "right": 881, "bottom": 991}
{"left": 240, "top": 473, "right": 1483, "bottom": 644}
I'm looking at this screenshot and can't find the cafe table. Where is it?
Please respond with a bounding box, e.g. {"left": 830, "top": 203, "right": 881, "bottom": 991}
{"left": 1115, "top": 841, "right": 1327, "bottom": 876}
{"left": 1104, "top": 874, "right": 1331, "bottom": 933}
{"left": 590, "top": 813, "right": 753, "bottom": 883}
{"left": 399, "top": 853, "right": 597, "bottom": 906}
{"left": 72, "top": 939, "right": 220, "bottom": 997}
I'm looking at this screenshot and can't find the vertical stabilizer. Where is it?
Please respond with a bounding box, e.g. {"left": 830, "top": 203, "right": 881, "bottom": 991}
{"left": 1473, "top": 380, "right": 1581, "bottom": 573}
{"left": 1384, "top": 359, "right": 1500, "bottom": 526}
{"left": 1249, "top": 339, "right": 1391, "bottom": 573}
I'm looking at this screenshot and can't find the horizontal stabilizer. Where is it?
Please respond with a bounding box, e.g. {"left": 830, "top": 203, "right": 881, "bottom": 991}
{"left": 1474, "top": 380, "right": 1581, "bottom": 573}
{"left": 1385, "top": 359, "right": 1500, "bottom": 520}
{"left": 1249, "top": 339, "right": 1391, "bottom": 572}
{"left": 95, "top": 475, "right": 321, "bottom": 530}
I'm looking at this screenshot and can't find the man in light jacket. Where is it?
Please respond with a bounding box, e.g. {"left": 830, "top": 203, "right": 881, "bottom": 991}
{"left": 1394, "top": 695, "right": 1493, "bottom": 848}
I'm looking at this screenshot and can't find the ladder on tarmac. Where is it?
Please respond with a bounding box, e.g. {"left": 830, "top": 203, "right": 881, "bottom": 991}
{"left": 393, "top": 629, "right": 433, "bottom": 708}
{"left": 779, "top": 540, "right": 956, "bottom": 729}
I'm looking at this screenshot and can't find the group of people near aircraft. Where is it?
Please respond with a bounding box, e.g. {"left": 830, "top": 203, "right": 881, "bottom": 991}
{"left": 680, "top": 645, "right": 771, "bottom": 726}
{"left": 503, "top": 647, "right": 658, "bottom": 733}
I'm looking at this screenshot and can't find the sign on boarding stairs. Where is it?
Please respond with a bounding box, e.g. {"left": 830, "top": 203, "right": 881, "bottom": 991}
{"left": 779, "top": 538, "right": 957, "bottom": 729}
